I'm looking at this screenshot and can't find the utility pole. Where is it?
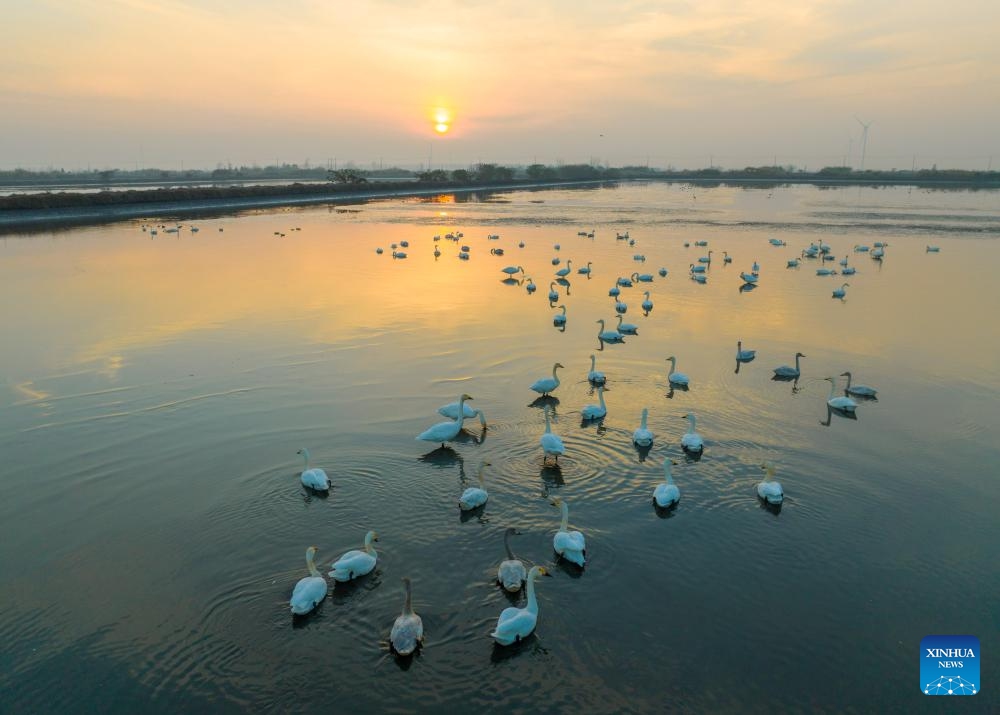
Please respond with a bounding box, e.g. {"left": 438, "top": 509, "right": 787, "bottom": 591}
{"left": 855, "top": 117, "right": 872, "bottom": 171}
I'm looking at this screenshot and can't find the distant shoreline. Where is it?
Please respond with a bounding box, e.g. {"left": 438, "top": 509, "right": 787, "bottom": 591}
{"left": 2, "top": 174, "right": 998, "bottom": 233}
{"left": 0, "top": 180, "right": 609, "bottom": 232}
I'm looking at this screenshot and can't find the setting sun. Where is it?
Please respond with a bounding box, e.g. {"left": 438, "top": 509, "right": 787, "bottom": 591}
{"left": 435, "top": 122, "right": 449, "bottom": 134}
{"left": 433, "top": 108, "right": 451, "bottom": 135}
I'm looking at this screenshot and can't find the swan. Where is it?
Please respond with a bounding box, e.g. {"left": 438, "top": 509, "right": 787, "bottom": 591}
{"left": 392, "top": 251, "right": 408, "bottom": 259}
{"left": 459, "top": 460, "right": 491, "bottom": 510}
{"left": 551, "top": 257, "right": 561, "bottom": 266}
{"left": 577, "top": 262, "right": 592, "bottom": 274}
{"left": 615, "top": 300, "right": 628, "bottom": 314}
{"left": 553, "top": 305, "right": 567, "bottom": 326}
{"left": 658, "top": 267, "right": 668, "bottom": 276}
{"left": 376, "top": 247, "right": 384, "bottom": 254}
{"left": 698, "top": 251, "right": 713, "bottom": 264}
{"left": 871, "top": 246, "right": 884, "bottom": 259}
{"left": 596, "top": 319, "right": 624, "bottom": 342}
{"left": 518, "top": 241, "right": 525, "bottom": 248}
{"left": 438, "top": 402, "right": 488, "bottom": 427}
{"left": 641, "top": 291, "right": 653, "bottom": 312}
{"left": 633, "top": 407, "right": 654, "bottom": 447}
{"left": 400, "top": 240, "right": 409, "bottom": 248}
{"left": 665, "top": 356, "right": 689, "bottom": 386}
{"left": 926, "top": 245, "right": 940, "bottom": 252}
{"left": 555, "top": 260, "right": 573, "bottom": 278}
{"left": 550, "top": 498, "right": 586, "bottom": 566}
{"left": 839, "top": 255, "right": 849, "bottom": 266}
{"left": 608, "top": 285, "right": 621, "bottom": 297}
{"left": 825, "top": 376, "right": 858, "bottom": 412}
{"left": 695, "top": 240, "right": 708, "bottom": 247}
{"left": 773, "top": 352, "right": 805, "bottom": 378}
{"left": 736, "top": 341, "right": 756, "bottom": 361}
{"left": 616, "top": 314, "right": 638, "bottom": 335}
{"left": 841, "top": 266, "right": 856, "bottom": 275}
{"left": 854, "top": 244, "right": 870, "bottom": 252}
{"left": 553, "top": 243, "right": 561, "bottom": 250}
{"left": 840, "top": 371, "right": 878, "bottom": 397}
{"left": 769, "top": 238, "right": 785, "bottom": 246}
{"left": 390, "top": 577, "right": 424, "bottom": 656}
{"left": 490, "top": 247, "right": 504, "bottom": 255}
{"left": 691, "top": 273, "right": 707, "bottom": 284}
{"left": 832, "top": 282, "right": 849, "bottom": 298}
{"left": 582, "top": 385, "right": 607, "bottom": 420}
{"left": 530, "top": 363, "right": 564, "bottom": 396}
{"left": 525, "top": 277, "right": 536, "bottom": 293}
{"left": 819, "top": 242, "right": 831, "bottom": 254}
{"left": 680, "top": 412, "right": 704, "bottom": 452}
{"left": 757, "top": 462, "right": 784, "bottom": 504}
{"left": 816, "top": 267, "right": 837, "bottom": 276}
{"left": 328, "top": 530, "right": 378, "bottom": 581}
{"left": 540, "top": 406, "right": 565, "bottom": 463}
{"left": 297, "top": 448, "right": 331, "bottom": 490}
{"left": 490, "top": 565, "right": 549, "bottom": 645}
{"left": 689, "top": 264, "right": 706, "bottom": 274}
{"left": 290, "top": 546, "right": 328, "bottom": 615}
{"left": 654, "top": 459, "right": 681, "bottom": 508}
{"left": 752, "top": 260, "right": 760, "bottom": 274}
{"left": 497, "top": 527, "right": 527, "bottom": 593}
{"left": 433, "top": 247, "right": 441, "bottom": 257}
{"left": 417, "top": 393, "right": 472, "bottom": 446}
{"left": 787, "top": 258, "right": 800, "bottom": 268}
{"left": 617, "top": 275, "right": 634, "bottom": 287}
{"left": 548, "top": 282, "right": 559, "bottom": 302}
{"left": 634, "top": 271, "right": 654, "bottom": 282}
{"left": 740, "top": 271, "right": 758, "bottom": 283}
{"left": 587, "top": 354, "right": 607, "bottom": 384}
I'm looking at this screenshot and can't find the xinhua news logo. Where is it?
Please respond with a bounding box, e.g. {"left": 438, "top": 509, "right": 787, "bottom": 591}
{"left": 921, "top": 635, "right": 979, "bottom": 695}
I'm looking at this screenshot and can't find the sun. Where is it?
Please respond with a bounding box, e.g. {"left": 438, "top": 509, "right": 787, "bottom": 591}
{"left": 433, "top": 108, "right": 451, "bottom": 135}
{"left": 435, "top": 122, "right": 450, "bottom": 134}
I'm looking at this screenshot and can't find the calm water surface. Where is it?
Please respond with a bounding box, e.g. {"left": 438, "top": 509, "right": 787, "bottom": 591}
{"left": 2, "top": 183, "right": 998, "bottom": 713}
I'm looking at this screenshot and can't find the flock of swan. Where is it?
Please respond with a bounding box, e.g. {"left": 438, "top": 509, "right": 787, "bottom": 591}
{"left": 283, "top": 223, "right": 910, "bottom": 656}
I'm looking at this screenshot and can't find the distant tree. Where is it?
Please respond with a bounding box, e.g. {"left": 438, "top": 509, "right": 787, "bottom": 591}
{"left": 327, "top": 168, "right": 368, "bottom": 184}
{"left": 416, "top": 169, "right": 449, "bottom": 182}
{"left": 451, "top": 169, "right": 471, "bottom": 183}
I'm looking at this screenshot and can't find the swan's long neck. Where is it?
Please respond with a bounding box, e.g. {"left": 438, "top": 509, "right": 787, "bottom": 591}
{"left": 403, "top": 578, "right": 413, "bottom": 615}
{"left": 687, "top": 414, "right": 697, "bottom": 433}
{"left": 596, "top": 319, "right": 605, "bottom": 335}
{"left": 640, "top": 408, "right": 648, "bottom": 429}
{"left": 455, "top": 395, "right": 468, "bottom": 425}
{"left": 559, "top": 501, "right": 569, "bottom": 531}
{"left": 526, "top": 569, "right": 540, "bottom": 614}
{"left": 598, "top": 388, "right": 606, "bottom": 409}
{"left": 664, "top": 461, "right": 674, "bottom": 485}
{"left": 504, "top": 530, "right": 515, "bottom": 560}
{"left": 667, "top": 357, "right": 676, "bottom": 374}
{"left": 552, "top": 364, "right": 560, "bottom": 381}
{"left": 590, "top": 355, "right": 596, "bottom": 371}
{"left": 794, "top": 354, "right": 801, "bottom": 371}
{"left": 843, "top": 373, "right": 852, "bottom": 389}
{"left": 827, "top": 379, "right": 836, "bottom": 399}
{"left": 475, "top": 409, "right": 487, "bottom": 427}
{"left": 306, "top": 549, "right": 320, "bottom": 577}
{"left": 301, "top": 449, "right": 310, "bottom": 469}
{"left": 560, "top": 306, "right": 566, "bottom": 316}
{"left": 364, "top": 532, "right": 376, "bottom": 555}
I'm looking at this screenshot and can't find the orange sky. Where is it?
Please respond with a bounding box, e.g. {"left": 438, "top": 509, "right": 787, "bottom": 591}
{"left": 1, "top": 0, "right": 998, "bottom": 170}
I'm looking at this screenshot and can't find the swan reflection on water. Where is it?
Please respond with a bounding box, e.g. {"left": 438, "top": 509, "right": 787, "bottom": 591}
{"left": 529, "top": 395, "right": 560, "bottom": 410}
{"left": 820, "top": 404, "right": 859, "bottom": 427}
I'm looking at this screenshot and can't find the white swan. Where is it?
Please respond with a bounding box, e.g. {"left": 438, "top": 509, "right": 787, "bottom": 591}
{"left": 658, "top": 267, "right": 668, "bottom": 276}
{"left": 816, "top": 267, "right": 837, "bottom": 276}
{"left": 555, "top": 260, "right": 573, "bottom": 278}
{"left": 553, "top": 305, "right": 567, "bottom": 326}
{"left": 926, "top": 245, "right": 940, "bottom": 252}
{"left": 490, "top": 565, "right": 549, "bottom": 645}
{"left": 841, "top": 266, "right": 856, "bottom": 275}
{"left": 665, "top": 356, "right": 690, "bottom": 386}
{"left": 698, "top": 250, "right": 713, "bottom": 264}
{"left": 723, "top": 251, "right": 733, "bottom": 263}
{"left": 328, "top": 530, "right": 378, "bottom": 581}
{"left": 736, "top": 341, "right": 756, "bottom": 361}
{"left": 577, "top": 262, "right": 592, "bottom": 274}
{"left": 757, "top": 462, "right": 784, "bottom": 504}
{"left": 615, "top": 299, "right": 628, "bottom": 314}
{"left": 390, "top": 577, "right": 424, "bottom": 656}
{"left": 437, "top": 401, "right": 488, "bottom": 428}
{"left": 525, "top": 277, "right": 536, "bottom": 293}
{"left": 540, "top": 406, "right": 565, "bottom": 463}
{"left": 633, "top": 407, "right": 654, "bottom": 447}
{"left": 608, "top": 284, "right": 621, "bottom": 297}
{"left": 501, "top": 265, "right": 524, "bottom": 276}
{"left": 840, "top": 371, "right": 878, "bottom": 397}
{"left": 680, "top": 412, "right": 704, "bottom": 453}
{"left": 582, "top": 385, "right": 607, "bottom": 420}
{"left": 773, "top": 353, "right": 805, "bottom": 378}
{"left": 616, "top": 314, "right": 638, "bottom": 334}
{"left": 290, "top": 546, "right": 328, "bottom": 615}
{"left": 548, "top": 282, "right": 559, "bottom": 302}
{"left": 832, "top": 282, "right": 849, "bottom": 299}
{"left": 417, "top": 394, "right": 473, "bottom": 446}
{"left": 297, "top": 448, "right": 330, "bottom": 490}
{"left": 596, "top": 319, "right": 624, "bottom": 342}
{"left": 825, "top": 376, "right": 858, "bottom": 412}
{"left": 587, "top": 354, "right": 606, "bottom": 384}
{"left": 787, "top": 258, "right": 800, "bottom": 268}
{"left": 854, "top": 244, "right": 870, "bottom": 252}
{"left": 740, "top": 271, "right": 758, "bottom": 283}
{"left": 459, "top": 460, "right": 491, "bottom": 510}
{"left": 497, "top": 527, "right": 527, "bottom": 593}
{"left": 654, "top": 459, "right": 680, "bottom": 508}
{"left": 530, "top": 362, "right": 564, "bottom": 396}
{"left": 551, "top": 498, "right": 586, "bottom": 566}
{"left": 641, "top": 291, "right": 653, "bottom": 312}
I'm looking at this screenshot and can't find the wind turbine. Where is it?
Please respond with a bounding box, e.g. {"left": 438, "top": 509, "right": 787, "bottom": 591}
{"left": 855, "top": 117, "right": 872, "bottom": 171}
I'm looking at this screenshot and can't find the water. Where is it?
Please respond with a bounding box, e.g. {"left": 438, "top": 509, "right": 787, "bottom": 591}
{"left": 1, "top": 182, "right": 998, "bottom": 713}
